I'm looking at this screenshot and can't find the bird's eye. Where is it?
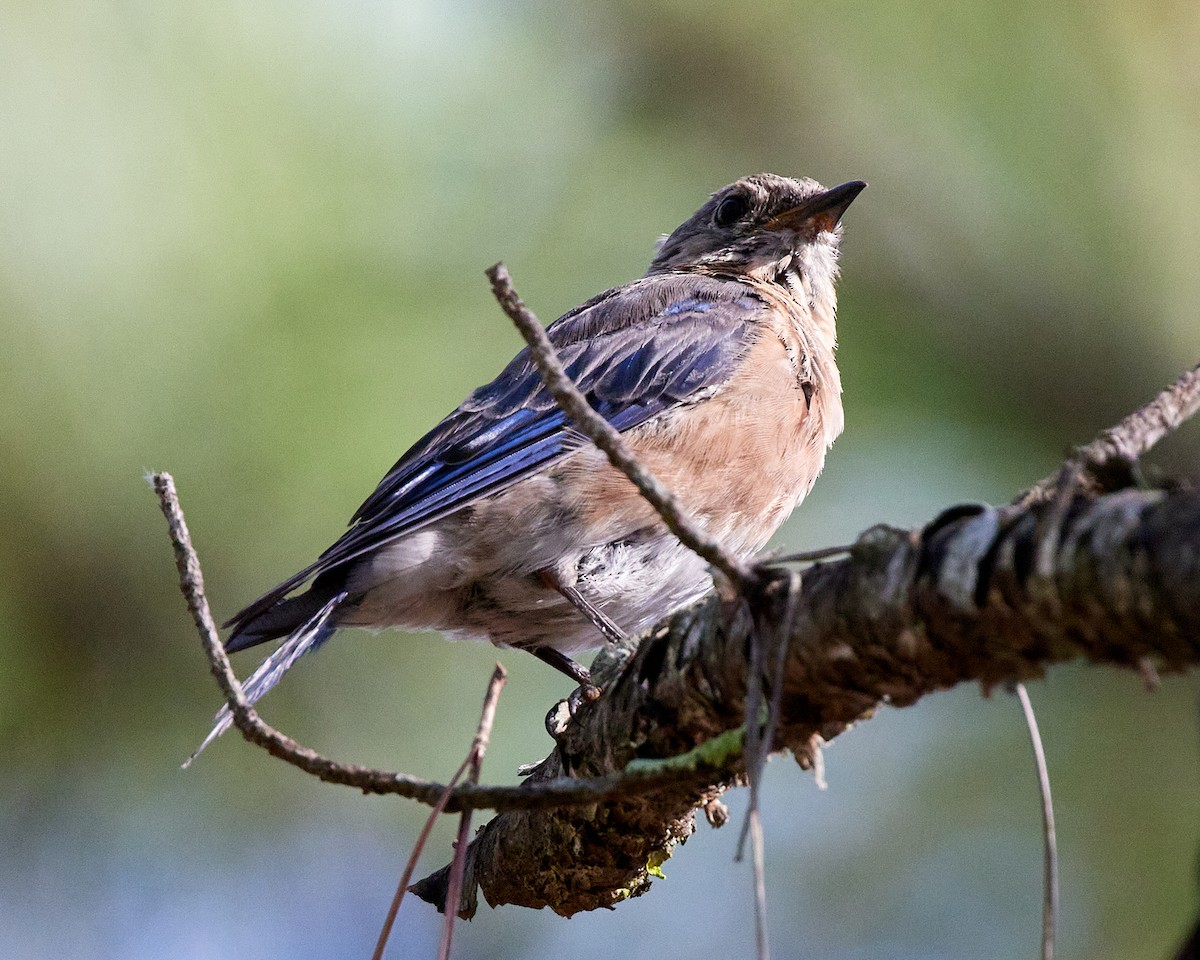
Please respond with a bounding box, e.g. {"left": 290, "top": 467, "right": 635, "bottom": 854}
{"left": 713, "top": 194, "right": 749, "bottom": 228}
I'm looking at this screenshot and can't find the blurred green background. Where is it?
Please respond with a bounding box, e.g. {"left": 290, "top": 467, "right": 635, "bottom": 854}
{"left": 2, "top": 1, "right": 1198, "bottom": 957}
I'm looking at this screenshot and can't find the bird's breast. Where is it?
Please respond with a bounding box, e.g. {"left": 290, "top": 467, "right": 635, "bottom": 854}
{"left": 557, "top": 308, "right": 843, "bottom": 557}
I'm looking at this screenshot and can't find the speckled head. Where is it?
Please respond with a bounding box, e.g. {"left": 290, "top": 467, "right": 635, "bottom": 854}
{"left": 647, "top": 174, "right": 866, "bottom": 281}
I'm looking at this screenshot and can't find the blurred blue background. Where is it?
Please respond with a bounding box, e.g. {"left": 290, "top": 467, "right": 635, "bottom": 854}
{"left": 2, "top": 1, "right": 1198, "bottom": 957}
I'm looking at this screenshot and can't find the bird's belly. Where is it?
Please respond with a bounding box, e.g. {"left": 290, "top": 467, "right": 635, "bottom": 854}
{"left": 339, "top": 474, "right": 713, "bottom": 653}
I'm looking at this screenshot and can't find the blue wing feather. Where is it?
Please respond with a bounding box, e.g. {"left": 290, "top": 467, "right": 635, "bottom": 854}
{"left": 225, "top": 274, "right": 766, "bottom": 633}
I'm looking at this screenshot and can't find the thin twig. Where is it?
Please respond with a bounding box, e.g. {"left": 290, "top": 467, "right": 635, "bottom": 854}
{"left": 153, "top": 348, "right": 1200, "bottom": 920}
{"left": 1021, "top": 359, "right": 1200, "bottom": 503}
{"left": 735, "top": 574, "right": 801, "bottom": 862}
{"left": 439, "top": 665, "right": 506, "bottom": 960}
{"left": 749, "top": 806, "right": 770, "bottom": 960}
{"left": 485, "top": 262, "right": 756, "bottom": 592}
{"left": 733, "top": 606, "right": 765, "bottom": 862}
{"left": 772, "top": 544, "right": 855, "bottom": 564}
{"left": 156, "top": 341, "right": 1200, "bottom": 819}
{"left": 374, "top": 667, "right": 506, "bottom": 960}
{"left": 1016, "top": 683, "right": 1058, "bottom": 960}
{"left": 735, "top": 573, "right": 800, "bottom": 960}
{"left": 759, "top": 573, "right": 802, "bottom": 788}
{"left": 155, "top": 351, "right": 1200, "bottom": 845}
{"left": 372, "top": 756, "right": 472, "bottom": 960}
{"left": 152, "top": 472, "right": 258, "bottom": 731}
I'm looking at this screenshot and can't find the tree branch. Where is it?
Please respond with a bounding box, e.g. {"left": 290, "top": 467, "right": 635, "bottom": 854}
{"left": 155, "top": 340, "right": 1200, "bottom": 921}
{"left": 413, "top": 487, "right": 1200, "bottom": 916}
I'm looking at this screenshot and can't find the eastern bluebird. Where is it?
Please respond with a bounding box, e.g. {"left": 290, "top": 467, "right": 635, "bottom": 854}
{"left": 195, "top": 174, "right": 864, "bottom": 756}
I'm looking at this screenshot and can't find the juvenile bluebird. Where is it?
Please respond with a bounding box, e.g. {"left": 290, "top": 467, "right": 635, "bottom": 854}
{"left": 193, "top": 174, "right": 864, "bottom": 757}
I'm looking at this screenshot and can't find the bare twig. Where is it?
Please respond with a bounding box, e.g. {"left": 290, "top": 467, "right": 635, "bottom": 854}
{"left": 485, "top": 263, "right": 798, "bottom": 958}
{"left": 736, "top": 573, "right": 801, "bottom": 960}
{"left": 1016, "top": 684, "right": 1058, "bottom": 960}
{"left": 484, "top": 262, "right": 756, "bottom": 592}
{"left": 153, "top": 472, "right": 258, "bottom": 735}
{"left": 373, "top": 667, "right": 506, "bottom": 960}
{"left": 372, "top": 755, "right": 472, "bottom": 960}
{"left": 759, "top": 573, "right": 802, "bottom": 804}
{"left": 736, "top": 574, "right": 801, "bottom": 858}
{"left": 1021, "top": 359, "right": 1200, "bottom": 503}
{"left": 772, "top": 544, "right": 855, "bottom": 564}
{"left": 749, "top": 807, "right": 769, "bottom": 960}
{"left": 735, "top": 609, "right": 766, "bottom": 864}
{"left": 439, "top": 665, "right": 505, "bottom": 957}
{"left": 155, "top": 350, "right": 1200, "bottom": 921}
{"left": 157, "top": 340, "right": 1200, "bottom": 827}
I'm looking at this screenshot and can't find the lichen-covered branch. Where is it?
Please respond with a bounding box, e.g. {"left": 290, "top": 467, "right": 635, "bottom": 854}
{"left": 156, "top": 332, "right": 1200, "bottom": 924}
{"left": 413, "top": 488, "right": 1200, "bottom": 918}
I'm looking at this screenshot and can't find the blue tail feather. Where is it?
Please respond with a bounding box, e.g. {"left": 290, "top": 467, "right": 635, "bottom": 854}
{"left": 184, "top": 591, "right": 347, "bottom": 766}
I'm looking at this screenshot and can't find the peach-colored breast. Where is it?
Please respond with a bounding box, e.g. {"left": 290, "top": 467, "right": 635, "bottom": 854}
{"left": 555, "top": 301, "right": 842, "bottom": 558}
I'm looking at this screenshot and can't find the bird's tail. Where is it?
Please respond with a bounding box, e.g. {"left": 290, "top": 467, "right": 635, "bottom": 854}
{"left": 183, "top": 590, "right": 348, "bottom": 767}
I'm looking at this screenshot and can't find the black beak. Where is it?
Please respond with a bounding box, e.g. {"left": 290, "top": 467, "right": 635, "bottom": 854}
{"left": 768, "top": 180, "right": 867, "bottom": 233}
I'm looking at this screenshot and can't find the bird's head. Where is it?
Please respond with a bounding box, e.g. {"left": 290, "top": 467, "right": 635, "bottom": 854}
{"left": 646, "top": 175, "right": 865, "bottom": 295}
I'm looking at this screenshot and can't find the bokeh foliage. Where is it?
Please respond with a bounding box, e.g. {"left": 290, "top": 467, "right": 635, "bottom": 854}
{"left": 1, "top": 2, "right": 1196, "bottom": 958}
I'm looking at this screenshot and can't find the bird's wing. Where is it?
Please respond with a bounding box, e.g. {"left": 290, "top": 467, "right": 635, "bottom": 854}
{"left": 225, "top": 273, "right": 766, "bottom": 632}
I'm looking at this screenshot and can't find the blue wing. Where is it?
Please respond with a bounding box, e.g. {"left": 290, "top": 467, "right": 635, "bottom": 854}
{"left": 225, "top": 273, "right": 766, "bottom": 636}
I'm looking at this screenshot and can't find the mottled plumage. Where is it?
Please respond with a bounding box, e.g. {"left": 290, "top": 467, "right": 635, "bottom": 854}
{"left": 194, "top": 174, "right": 864, "bottom": 757}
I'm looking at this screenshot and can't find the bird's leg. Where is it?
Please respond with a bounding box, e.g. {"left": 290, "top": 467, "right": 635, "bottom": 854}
{"left": 529, "top": 644, "right": 593, "bottom": 687}
{"left": 538, "top": 569, "right": 626, "bottom": 645}
{"left": 529, "top": 644, "right": 602, "bottom": 708}
{"left": 532, "top": 570, "right": 618, "bottom": 736}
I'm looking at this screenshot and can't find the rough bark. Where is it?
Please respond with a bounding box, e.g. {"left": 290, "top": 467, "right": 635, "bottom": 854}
{"left": 413, "top": 488, "right": 1200, "bottom": 918}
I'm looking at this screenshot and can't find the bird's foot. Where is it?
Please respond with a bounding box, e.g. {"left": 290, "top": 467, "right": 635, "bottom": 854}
{"left": 544, "top": 683, "right": 602, "bottom": 740}
{"left": 545, "top": 698, "right": 573, "bottom": 740}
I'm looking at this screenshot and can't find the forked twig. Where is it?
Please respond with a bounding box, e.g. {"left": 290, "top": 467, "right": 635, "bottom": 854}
{"left": 371, "top": 667, "right": 505, "bottom": 960}
{"left": 438, "top": 664, "right": 505, "bottom": 960}
{"left": 372, "top": 755, "right": 472, "bottom": 960}
{"left": 485, "top": 263, "right": 795, "bottom": 957}
{"left": 155, "top": 335, "right": 1200, "bottom": 938}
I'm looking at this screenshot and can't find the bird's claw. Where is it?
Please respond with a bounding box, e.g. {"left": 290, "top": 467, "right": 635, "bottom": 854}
{"left": 544, "top": 683, "right": 602, "bottom": 741}
{"left": 545, "top": 698, "right": 572, "bottom": 740}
